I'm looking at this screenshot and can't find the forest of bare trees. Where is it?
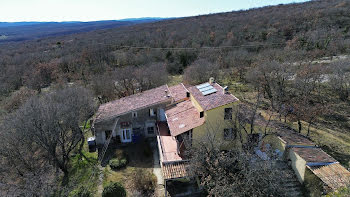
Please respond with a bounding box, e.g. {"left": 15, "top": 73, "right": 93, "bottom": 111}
{"left": 0, "top": 0, "right": 350, "bottom": 195}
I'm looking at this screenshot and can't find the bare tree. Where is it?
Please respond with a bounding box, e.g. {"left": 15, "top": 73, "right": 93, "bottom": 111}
{"left": 290, "top": 63, "right": 324, "bottom": 133}
{"left": 329, "top": 60, "right": 350, "bottom": 101}
{"left": 1, "top": 86, "right": 96, "bottom": 185}
{"left": 247, "top": 60, "right": 293, "bottom": 120}
{"left": 186, "top": 129, "right": 294, "bottom": 197}
{"left": 183, "top": 59, "right": 219, "bottom": 85}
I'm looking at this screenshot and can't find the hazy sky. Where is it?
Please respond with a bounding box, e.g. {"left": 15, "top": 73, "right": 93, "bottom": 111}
{"left": 0, "top": 0, "right": 310, "bottom": 22}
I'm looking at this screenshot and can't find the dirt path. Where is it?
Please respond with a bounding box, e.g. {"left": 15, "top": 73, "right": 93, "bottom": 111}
{"left": 150, "top": 140, "right": 165, "bottom": 197}
{"left": 96, "top": 165, "right": 104, "bottom": 197}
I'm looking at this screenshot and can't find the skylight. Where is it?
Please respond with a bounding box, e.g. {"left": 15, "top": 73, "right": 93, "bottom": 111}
{"left": 196, "top": 83, "right": 217, "bottom": 96}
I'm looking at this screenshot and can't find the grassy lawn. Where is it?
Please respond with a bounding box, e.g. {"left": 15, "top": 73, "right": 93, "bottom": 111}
{"left": 54, "top": 122, "right": 100, "bottom": 196}
{"left": 102, "top": 139, "right": 154, "bottom": 195}
{"left": 168, "top": 75, "right": 183, "bottom": 86}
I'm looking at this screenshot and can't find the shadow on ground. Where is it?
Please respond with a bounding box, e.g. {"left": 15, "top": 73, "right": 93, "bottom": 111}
{"left": 99, "top": 137, "right": 154, "bottom": 168}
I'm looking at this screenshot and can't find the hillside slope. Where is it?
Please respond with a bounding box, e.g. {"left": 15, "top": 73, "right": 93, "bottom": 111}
{"left": 0, "top": 18, "right": 164, "bottom": 43}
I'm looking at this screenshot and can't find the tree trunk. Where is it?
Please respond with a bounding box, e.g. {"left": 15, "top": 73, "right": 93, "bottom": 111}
{"left": 307, "top": 122, "right": 312, "bottom": 137}
{"left": 62, "top": 169, "right": 69, "bottom": 186}
{"left": 298, "top": 120, "right": 302, "bottom": 133}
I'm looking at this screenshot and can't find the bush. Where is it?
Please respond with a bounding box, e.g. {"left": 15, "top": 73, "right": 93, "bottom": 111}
{"left": 109, "top": 158, "right": 127, "bottom": 170}
{"left": 132, "top": 169, "right": 157, "bottom": 195}
{"left": 69, "top": 186, "right": 93, "bottom": 197}
{"left": 115, "top": 149, "right": 125, "bottom": 159}
{"left": 102, "top": 182, "right": 126, "bottom": 197}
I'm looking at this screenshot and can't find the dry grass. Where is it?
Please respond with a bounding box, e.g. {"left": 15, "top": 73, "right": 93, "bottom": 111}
{"left": 168, "top": 75, "right": 183, "bottom": 86}
{"left": 259, "top": 105, "right": 350, "bottom": 168}
{"left": 289, "top": 121, "right": 350, "bottom": 168}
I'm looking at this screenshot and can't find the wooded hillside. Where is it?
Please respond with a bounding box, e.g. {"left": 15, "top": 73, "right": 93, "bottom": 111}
{"left": 1, "top": 0, "right": 350, "bottom": 98}
{"left": 0, "top": 0, "right": 350, "bottom": 195}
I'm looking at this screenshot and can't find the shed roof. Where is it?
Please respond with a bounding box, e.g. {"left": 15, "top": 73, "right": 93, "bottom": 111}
{"left": 188, "top": 83, "right": 238, "bottom": 111}
{"left": 278, "top": 130, "right": 316, "bottom": 147}
{"left": 165, "top": 100, "right": 205, "bottom": 136}
{"left": 308, "top": 163, "right": 350, "bottom": 190}
{"left": 292, "top": 147, "right": 337, "bottom": 164}
{"left": 94, "top": 85, "right": 171, "bottom": 123}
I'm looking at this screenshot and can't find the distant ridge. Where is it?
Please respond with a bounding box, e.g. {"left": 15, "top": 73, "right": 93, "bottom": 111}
{"left": 0, "top": 18, "right": 167, "bottom": 42}
{"left": 0, "top": 18, "right": 168, "bottom": 27}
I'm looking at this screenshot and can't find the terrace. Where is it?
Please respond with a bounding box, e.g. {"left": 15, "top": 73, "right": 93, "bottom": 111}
{"left": 156, "top": 122, "right": 189, "bottom": 180}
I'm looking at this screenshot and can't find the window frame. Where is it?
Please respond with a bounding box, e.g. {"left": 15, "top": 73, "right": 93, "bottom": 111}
{"left": 147, "top": 126, "right": 155, "bottom": 135}
{"left": 149, "top": 108, "right": 156, "bottom": 117}
{"left": 224, "top": 108, "right": 233, "bottom": 120}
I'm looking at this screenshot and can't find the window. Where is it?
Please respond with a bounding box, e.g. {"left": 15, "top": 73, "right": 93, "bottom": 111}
{"left": 147, "top": 126, "right": 155, "bottom": 135}
{"left": 132, "top": 112, "right": 137, "bottom": 118}
{"left": 224, "top": 108, "right": 233, "bottom": 120}
{"left": 200, "top": 111, "right": 204, "bottom": 118}
{"left": 149, "top": 108, "right": 156, "bottom": 117}
{"left": 224, "top": 128, "right": 236, "bottom": 140}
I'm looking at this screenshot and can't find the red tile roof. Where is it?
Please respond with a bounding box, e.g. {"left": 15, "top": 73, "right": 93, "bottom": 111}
{"left": 292, "top": 147, "right": 337, "bottom": 163}
{"left": 188, "top": 83, "right": 239, "bottom": 111}
{"left": 168, "top": 83, "right": 188, "bottom": 102}
{"left": 95, "top": 85, "right": 171, "bottom": 123}
{"left": 162, "top": 161, "right": 189, "bottom": 180}
{"left": 165, "top": 100, "right": 205, "bottom": 136}
{"left": 308, "top": 163, "right": 350, "bottom": 190}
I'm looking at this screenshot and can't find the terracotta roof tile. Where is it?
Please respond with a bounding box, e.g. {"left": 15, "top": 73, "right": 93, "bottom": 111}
{"left": 168, "top": 83, "right": 188, "bottom": 102}
{"left": 95, "top": 85, "right": 171, "bottom": 122}
{"left": 292, "top": 147, "right": 337, "bottom": 163}
{"left": 162, "top": 161, "right": 189, "bottom": 180}
{"left": 165, "top": 100, "right": 205, "bottom": 136}
{"left": 188, "top": 83, "right": 239, "bottom": 111}
{"left": 308, "top": 163, "right": 350, "bottom": 190}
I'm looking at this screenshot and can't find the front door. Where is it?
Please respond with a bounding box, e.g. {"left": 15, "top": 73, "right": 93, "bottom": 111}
{"left": 121, "top": 129, "right": 132, "bottom": 143}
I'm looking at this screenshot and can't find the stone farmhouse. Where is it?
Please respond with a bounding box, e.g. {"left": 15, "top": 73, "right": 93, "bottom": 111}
{"left": 92, "top": 78, "right": 239, "bottom": 188}
{"left": 92, "top": 77, "right": 350, "bottom": 196}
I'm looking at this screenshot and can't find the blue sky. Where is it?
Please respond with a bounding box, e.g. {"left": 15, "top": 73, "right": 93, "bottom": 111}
{"left": 0, "top": 0, "right": 310, "bottom": 22}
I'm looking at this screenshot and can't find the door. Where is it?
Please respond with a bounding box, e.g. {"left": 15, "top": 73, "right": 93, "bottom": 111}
{"left": 121, "top": 129, "right": 132, "bottom": 143}
{"left": 159, "top": 108, "right": 166, "bottom": 121}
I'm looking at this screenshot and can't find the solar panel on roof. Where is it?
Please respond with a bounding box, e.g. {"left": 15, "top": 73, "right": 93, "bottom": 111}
{"left": 196, "top": 83, "right": 210, "bottom": 89}
{"left": 196, "top": 82, "right": 218, "bottom": 96}
{"left": 199, "top": 86, "right": 213, "bottom": 92}
{"left": 202, "top": 88, "right": 217, "bottom": 96}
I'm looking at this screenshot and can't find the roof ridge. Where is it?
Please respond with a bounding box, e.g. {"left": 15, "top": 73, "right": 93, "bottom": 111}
{"left": 100, "top": 84, "right": 168, "bottom": 107}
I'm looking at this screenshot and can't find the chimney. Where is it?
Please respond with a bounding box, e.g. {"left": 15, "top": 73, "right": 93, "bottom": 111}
{"left": 223, "top": 86, "right": 229, "bottom": 94}
{"left": 165, "top": 90, "right": 170, "bottom": 97}
{"left": 209, "top": 77, "right": 215, "bottom": 84}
